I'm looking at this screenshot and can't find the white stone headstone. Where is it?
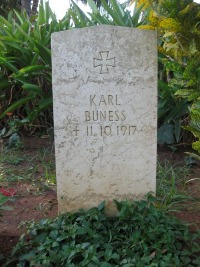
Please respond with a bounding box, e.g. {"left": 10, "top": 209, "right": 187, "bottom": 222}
{"left": 52, "top": 25, "right": 157, "bottom": 214}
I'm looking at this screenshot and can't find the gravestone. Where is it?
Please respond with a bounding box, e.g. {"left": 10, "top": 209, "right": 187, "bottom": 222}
{"left": 52, "top": 25, "right": 157, "bottom": 214}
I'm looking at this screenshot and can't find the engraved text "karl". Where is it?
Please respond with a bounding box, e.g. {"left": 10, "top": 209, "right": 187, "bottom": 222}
{"left": 90, "top": 95, "right": 120, "bottom": 106}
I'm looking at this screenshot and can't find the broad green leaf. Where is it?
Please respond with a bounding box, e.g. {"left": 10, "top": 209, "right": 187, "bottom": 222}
{"left": 176, "top": 89, "right": 199, "bottom": 101}
{"left": 2, "top": 40, "right": 31, "bottom": 57}
{"left": 49, "top": 230, "right": 58, "bottom": 239}
{"left": 101, "top": 0, "right": 126, "bottom": 26}
{"left": 38, "top": 1, "right": 46, "bottom": 25}
{"left": 163, "top": 31, "right": 174, "bottom": 38}
{"left": 0, "top": 16, "right": 14, "bottom": 33}
{"left": 89, "top": 12, "right": 111, "bottom": 25}
{"left": 45, "top": 0, "right": 51, "bottom": 23}
{"left": 13, "top": 10, "right": 25, "bottom": 25}
{"left": 71, "top": 1, "right": 93, "bottom": 27}
{"left": 27, "top": 97, "right": 52, "bottom": 121}
{"left": 110, "top": 0, "right": 125, "bottom": 18}
{"left": 34, "top": 41, "right": 51, "bottom": 66}
{"left": 159, "top": 18, "right": 182, "bottom": 31}
{"left": 69, "top": 9, "right": 83, "bottom": 27}
{"left": 22, "top": 83, "right": 43, "bottom": 94}
{"left": 164, "top": 100, "right": 188, "bottom": 122}
{"left": 100, "top": 263, "right": 112, "bottom": 267}
{"left": 87, "top": 0, "right": 99, "bottom": 14}
{"left": 158, "top": 105, "right": 171, "bottom": 120}
{"left": 37, "top": 97, "right": 52, "bottom": 107}
{"left": 0, "top": 23, "right": 16, "bottom": 38}
{"left": 132, "top": 3, "right": 145, "bottom": 26}
{"left": 15, "top": 23, "right": 32, "bottom": 42}
{"left": 76, "top": 227, "right": 88, "bottom": 235}
{"left": 98, "top": 201, "right": 105, "bottom": 211}
{"left": 158, "top": 80, "right": 171, "bottom": 91}
{"left": 0, "top": 195, "right": 9, "bottom": 205}
{"left": 12, "top": 65, "right": 49, "bottom": 77}
{"left": 0, "top": 57, "right": 18, "bottom": 73}
{"left": 30, "top": 54, "right": 39, "bottom": 66}
{"left": 192, "top": 141, "right": 200, "bottom": 153}
{"left": 158, "top": 124, "right": 175, "bottom": 145}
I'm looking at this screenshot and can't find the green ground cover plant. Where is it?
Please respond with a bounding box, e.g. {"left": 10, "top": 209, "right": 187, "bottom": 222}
{"left": 6, "top": 196, "right": 200, "bottom": 267}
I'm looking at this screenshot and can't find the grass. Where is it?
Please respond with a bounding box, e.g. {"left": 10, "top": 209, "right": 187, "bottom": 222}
{"left": 0, "top": 141, "right": 56, "bottom": 192}
{"left": 156, "top": 160, "right": 194, "bottom": 211}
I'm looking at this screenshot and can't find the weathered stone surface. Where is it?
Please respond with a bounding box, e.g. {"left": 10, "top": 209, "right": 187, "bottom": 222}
{"left": 52, "top": 25, "right": 157, "bottom": 214}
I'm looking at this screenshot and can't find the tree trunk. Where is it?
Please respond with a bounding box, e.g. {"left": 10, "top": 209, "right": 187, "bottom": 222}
{"left": 21, "top": 0, "right": 31, "bottom": 16}
{"left": 31, "top": 0, "right": 39, "bottom": 17}
{"left": 21, "top": 0, "right": 39, "bottom": 17}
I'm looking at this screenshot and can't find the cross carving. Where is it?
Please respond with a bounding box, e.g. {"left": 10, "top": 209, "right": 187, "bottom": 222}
{"left": 93, "top": 51, "right": 115, "bottom": 74}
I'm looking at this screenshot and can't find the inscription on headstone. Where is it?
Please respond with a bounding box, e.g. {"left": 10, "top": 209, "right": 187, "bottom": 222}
{"left": 52, "top": 25, "right": 157, "bottom": 214}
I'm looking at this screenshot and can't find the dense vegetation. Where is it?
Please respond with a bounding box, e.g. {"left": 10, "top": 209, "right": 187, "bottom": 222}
{"left": 0, "top": 1, "right": 70, "bottom": 134}
{"left": 0, "top": 0, "right": 199, "bottom": 155}
{"left": 0, "top": 0, "right": 39, "bottom": 17}
{"left": 8, "top": 197, "right": 200, "bottom": 266}
{"left": 136, "top": 0, "right": 200, "bottom": 158}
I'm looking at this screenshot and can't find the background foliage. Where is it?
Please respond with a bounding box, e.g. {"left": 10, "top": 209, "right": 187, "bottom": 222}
{"left": 0, "top": 0, "right": 70, "bottom": 134}
{"left": 0, "top": 0, "right": 21, "bottom": 17}
{"left": 136, "top": 0, "right": 200, "bottom": 151}
{"left": 0, "top": 0, "right": 200, "bottom": 155}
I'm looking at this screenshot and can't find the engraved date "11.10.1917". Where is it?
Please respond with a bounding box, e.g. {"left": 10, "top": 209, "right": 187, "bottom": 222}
{"left": 89, "top": 125, "right": 136, "bottom": 137}
{"left": 86, "top": 125, "right": 136, "bottom": 137}
{"left": 70, "top": 125, "right": 137, "bottom": 137}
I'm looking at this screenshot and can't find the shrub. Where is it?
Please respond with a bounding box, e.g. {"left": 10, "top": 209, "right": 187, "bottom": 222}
{"left": 9, "top": 196, "right": 200, "bottom": 266}
{"left": 0, "top": 0, "right": 70, "bottom": 132}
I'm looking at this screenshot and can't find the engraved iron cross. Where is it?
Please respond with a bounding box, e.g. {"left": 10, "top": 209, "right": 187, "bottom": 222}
{"left": 93, "top": 51, "right": 115, "bottom": 74}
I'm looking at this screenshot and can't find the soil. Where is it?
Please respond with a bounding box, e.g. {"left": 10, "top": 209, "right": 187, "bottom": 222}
{"left": 0, "top": 137, "right": 200, "bottom": 264}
